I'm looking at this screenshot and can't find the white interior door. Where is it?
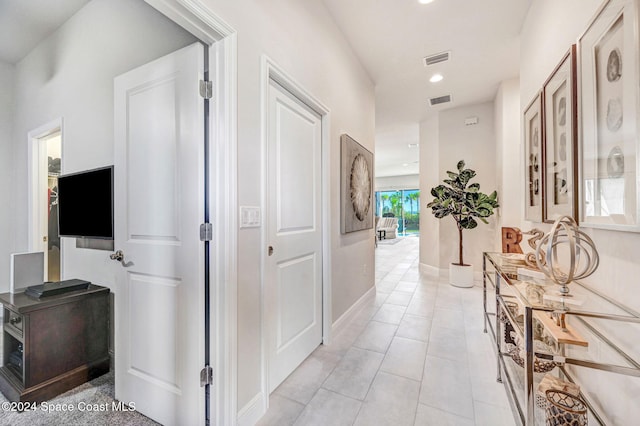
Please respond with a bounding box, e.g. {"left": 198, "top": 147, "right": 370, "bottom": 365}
{"left": 114, "top": 42, "right": 205, "bottom": 426}
{"left": 267, "top": 80, "right": 323, "bottom": 392}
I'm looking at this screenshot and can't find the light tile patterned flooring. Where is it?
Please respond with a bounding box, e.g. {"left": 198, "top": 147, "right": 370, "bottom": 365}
{"left": 257, "top": 236, "right": 516, "bottom": 426}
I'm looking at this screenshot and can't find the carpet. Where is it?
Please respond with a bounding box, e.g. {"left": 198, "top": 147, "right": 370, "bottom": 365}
{"left": 0, "top": 371, "right": 158, "bottom": 426}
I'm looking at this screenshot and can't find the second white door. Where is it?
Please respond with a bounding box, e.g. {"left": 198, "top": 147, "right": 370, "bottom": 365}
{"left": 267, "top": 80, "right": 323, "bottom": 392}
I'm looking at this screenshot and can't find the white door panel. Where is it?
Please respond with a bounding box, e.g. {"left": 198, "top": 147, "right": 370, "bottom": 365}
{"left": 127, "top": 79, "right": 180, "bottom": 240}
{"left": 114, "top": 42, "right": 204, "bottom": 426}
{"left": 267, "top": 81, "right": 323, "bottom": 392}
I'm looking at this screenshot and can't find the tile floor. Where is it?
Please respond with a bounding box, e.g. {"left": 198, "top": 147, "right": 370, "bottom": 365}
{"left": 257, "top": 236, "right": 516, "bottom": 426}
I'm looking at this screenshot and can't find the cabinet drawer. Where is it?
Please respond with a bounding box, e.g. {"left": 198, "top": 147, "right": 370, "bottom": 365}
{"left": 5, "top": 309, "right": 23, "bottom": 337}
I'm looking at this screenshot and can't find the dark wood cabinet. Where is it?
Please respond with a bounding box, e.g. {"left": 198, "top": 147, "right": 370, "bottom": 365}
{"left": 0, "top": 284, "right": 109, "bottom": 402}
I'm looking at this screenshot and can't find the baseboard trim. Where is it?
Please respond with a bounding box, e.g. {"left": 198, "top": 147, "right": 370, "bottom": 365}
{"left": 419, "top": 263, "right": 439, "bottom": 277}
{"left": 330, "top": 285, "right": 376, "bottom": 338}
{"left": 237, "top": 392, "right": 265, "bottom": 426}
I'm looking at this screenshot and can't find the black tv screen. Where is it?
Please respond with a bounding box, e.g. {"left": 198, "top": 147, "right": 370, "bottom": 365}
{"left": 58, "top": 166, "right": 114, "bottom": 239}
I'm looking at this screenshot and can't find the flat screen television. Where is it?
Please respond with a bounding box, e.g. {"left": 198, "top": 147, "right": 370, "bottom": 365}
{"left": 58, "top": 166, "right": 114, "bottom": 239}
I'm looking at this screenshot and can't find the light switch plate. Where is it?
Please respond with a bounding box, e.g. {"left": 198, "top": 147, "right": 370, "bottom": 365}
{"left": 240, "top": 206, "right": 261, "bottom": 228}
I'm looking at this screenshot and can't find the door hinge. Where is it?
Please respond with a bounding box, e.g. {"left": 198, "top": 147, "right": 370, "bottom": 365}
{"left": 200, "top": 365, "right": 213, "bottom": 387}
{"left": 199, "top": 80, "right": 213, "bottom": 99}
{"left": 200, "top": 223, "right": 213, "bottom": 241}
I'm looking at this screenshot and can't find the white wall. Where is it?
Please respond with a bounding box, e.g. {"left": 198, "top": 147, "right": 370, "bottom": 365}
{"left": 419, "top": 103, "right": 499, "bottom": 274}
{"left": 516, "top": 1, "right": 640, "bottom": 423}
{"left": 438, "top": 103, "right": 498, "bottom": 270}
{"left": 375, "top": 174, "right": 419, "bottom": 191}
{"left": 198, "top": 0, "right": 376, "bottom": 415}
{"left": 9, "top": 0, "right": 197, "bottom": 294}
{"left": 494, "top": 78, "right": 521, "bottom": 251}
{"left": 0, "top": 61, "right": 14, "bottom": 289}
{"left": 419, "top": 117, "right": 439, "bottom": 272}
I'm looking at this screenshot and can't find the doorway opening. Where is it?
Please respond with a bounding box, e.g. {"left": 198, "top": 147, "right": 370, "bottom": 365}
{"left": 28, "top": 123, "right": 63, "bottom": 282}
{"left": 44, "top": 132, "right": 62, "bottom": 281}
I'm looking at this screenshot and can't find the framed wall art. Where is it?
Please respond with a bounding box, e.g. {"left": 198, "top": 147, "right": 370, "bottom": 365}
{"left": 524, "top": 92, "right": 544, "bottom": 222}
{"left": 578, "top": 0, "right": 640, "bottom": 231}
{"left": 543, "top": 45, "right": 578, "bottom": 223}
{"left": 341, "top": 134, "right": 374, "bottom": 233}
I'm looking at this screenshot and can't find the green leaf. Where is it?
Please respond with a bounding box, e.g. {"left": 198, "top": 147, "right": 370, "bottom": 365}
{"left": 431, "top": 186, "right": 445, "bottom": 197}
{"left": 460, "top": 217, "right": 477, "bottom": 229}
{"left": 457, "top": 160, "right": 465, "bottom": 171}
{"left": 468, "top": 183, "right": 480, "bottom": 192}
{"left": 477, "top": 207, "right": 491, "bottom": 217}
{"left": 458, "top": 170, "right": 474, "bottom": 186}
{"left": 434, "top": 209, "right": 450, "bottom": 218}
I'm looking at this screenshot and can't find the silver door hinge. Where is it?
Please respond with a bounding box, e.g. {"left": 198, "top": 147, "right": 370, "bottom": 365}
{"left": 200, "top": 365, "right": 213, "bottom": 387}
{"left": 199, "top": 80, "right": 213, "bottom": 99}
{"left": 200, "top": 223, "right": 213, "bottom": 241}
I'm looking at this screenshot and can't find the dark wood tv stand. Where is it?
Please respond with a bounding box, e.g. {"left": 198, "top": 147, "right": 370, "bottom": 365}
{"left": 0, "top": 284, "right": 109, "bottom": 402}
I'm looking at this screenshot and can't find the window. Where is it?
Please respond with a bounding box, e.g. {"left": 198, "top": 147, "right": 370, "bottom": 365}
{"left": 375, "top": 189, "right": 420, "bottom": 236}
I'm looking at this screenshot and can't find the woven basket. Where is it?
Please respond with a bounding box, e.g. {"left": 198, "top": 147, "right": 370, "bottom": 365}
{"left": 536, "top": 374, "right": 581, "bottom": 409}
{"left": 498, "top": 301, "right": 519, "bottom": 323}
{"left": 509, "top": 345, "right": 557, "bottom": 373}
{"left": 545, "top": 390, "right": 587, "bottom": 426}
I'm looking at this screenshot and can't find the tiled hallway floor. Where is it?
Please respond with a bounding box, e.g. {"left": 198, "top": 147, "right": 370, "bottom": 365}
{"left": 258, "top": 236, "right": 516, "bottom": 426}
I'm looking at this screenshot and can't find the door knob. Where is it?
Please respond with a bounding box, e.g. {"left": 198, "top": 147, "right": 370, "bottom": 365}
{"left": 110, "top": 250, "right": 134, "bottom": 267}
{"left": 110, "top": 250, "right": 124, "bottom": 262}
{"left": 268, "top": 246, "right": 274, "bottom": 256}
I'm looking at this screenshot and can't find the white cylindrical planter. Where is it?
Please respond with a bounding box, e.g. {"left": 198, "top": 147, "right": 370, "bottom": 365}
{"left": 449, "top": 263, "right": 474, "bottom": 288}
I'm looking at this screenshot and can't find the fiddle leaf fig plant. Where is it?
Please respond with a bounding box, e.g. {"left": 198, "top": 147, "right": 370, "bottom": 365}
{"left": 427, "top": 160, "right": 499, "bottom": 266}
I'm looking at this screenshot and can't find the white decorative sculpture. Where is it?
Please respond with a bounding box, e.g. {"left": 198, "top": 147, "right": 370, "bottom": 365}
{"left": 535, "top": 216, "right": 599, "bottom": 296}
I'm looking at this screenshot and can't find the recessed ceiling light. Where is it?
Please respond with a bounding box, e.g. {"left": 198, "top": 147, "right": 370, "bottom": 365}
{"left": 430, "top": 73, "right": 444, "bottom": 83}
{"left": 418, "top": 0, "right": 434, "bottom": 4}
{"left": 408, "top": 143, "right": 419, "bottom": 148}
{"left": 403, "top": 163, "right": 409, "bottom": 167}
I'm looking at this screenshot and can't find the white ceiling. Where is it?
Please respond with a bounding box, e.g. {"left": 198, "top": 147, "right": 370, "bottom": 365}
{"left": 323, "top": 0, "right": 532, "bottom": 177}
{"left": 0, "top": 0, "right": 90, "bottom": 64}
{"left": 1, "top": 0, "right": 531, "bottom": 178}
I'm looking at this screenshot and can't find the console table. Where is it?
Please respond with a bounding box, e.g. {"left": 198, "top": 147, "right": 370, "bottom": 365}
{"left": 0, "top": 284, "right": 109, "bottom": 402}
{"left": 483, "top": 252, "right": 640, "bottom": 425}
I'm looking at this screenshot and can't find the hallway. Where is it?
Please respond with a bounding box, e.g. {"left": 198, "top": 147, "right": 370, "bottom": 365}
{"left": 258, "top": 236, "right": 515, "bottom": 425}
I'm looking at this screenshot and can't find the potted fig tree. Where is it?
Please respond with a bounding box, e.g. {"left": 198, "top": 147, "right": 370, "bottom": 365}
{"left": 427, "top": 160, "right": 499, "bottom": 287}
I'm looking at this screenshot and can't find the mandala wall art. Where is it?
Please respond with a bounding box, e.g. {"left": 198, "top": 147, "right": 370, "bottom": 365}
{"left": 341, "top": 134, "right": 374, "bottom": 233}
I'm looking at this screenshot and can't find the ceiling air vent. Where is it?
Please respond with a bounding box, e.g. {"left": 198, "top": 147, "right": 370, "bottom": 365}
{"left": 429, "top": 95, "right": 452, "bottom": 106}
{"left": 423, "top": 51, "right": 451, "bottom": 67}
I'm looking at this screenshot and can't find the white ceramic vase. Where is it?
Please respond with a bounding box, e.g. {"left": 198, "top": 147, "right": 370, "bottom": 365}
{"left": 449, "top": 263, "right": 474, "bottom": 288}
